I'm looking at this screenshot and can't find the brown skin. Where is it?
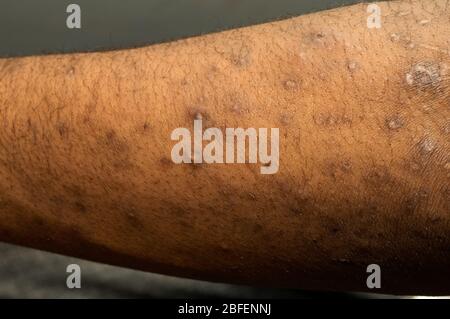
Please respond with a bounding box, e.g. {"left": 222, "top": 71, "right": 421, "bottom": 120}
{"left": 0, "top": 0, "right": 449, "bottom": 295}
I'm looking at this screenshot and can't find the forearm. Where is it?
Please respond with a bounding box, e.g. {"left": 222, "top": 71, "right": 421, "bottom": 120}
{"left": 0, "top": 0, "right": 449, "bottom": 294}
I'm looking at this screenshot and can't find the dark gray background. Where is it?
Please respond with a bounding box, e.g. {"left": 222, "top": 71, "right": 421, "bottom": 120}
{"left": 1, "top": 242, "right": 393, "bottom": 298}
{"left": 0, "top": 0, "right": 370, "bottom": 57}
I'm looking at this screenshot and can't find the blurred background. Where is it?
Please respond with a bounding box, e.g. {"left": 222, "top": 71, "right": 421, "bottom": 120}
{"left": 0, "top": 242, "right": 391, "bottom": 298}
{"left": 0, "top": 0, "right": 367, "bottom": 57}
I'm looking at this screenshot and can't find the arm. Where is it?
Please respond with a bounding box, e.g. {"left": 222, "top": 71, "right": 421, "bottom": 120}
{"left": 0, "top": 0, "right": 449, "bottom": 294}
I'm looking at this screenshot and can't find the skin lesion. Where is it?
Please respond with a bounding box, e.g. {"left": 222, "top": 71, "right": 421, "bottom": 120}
{"left": 404, "top": 60, "right": 450, "bottom": 106}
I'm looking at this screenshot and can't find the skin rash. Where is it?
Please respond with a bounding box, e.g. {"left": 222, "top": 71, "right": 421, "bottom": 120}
{"left": 0, "top": 0, "right": 449, "bottom": 295}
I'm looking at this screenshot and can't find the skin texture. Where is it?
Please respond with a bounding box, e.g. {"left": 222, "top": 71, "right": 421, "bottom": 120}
{"left": 0, "top": 0, "right": 449, "bottom": 295}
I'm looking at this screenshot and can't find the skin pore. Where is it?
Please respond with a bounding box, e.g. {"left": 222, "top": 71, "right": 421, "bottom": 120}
{"left": 0, "top": 0, "right": 449, "bottom": 295}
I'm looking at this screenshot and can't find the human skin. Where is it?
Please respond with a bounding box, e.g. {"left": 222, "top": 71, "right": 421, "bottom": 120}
{"left": 0, "top": 0, "right": 449, "bottom": 295}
